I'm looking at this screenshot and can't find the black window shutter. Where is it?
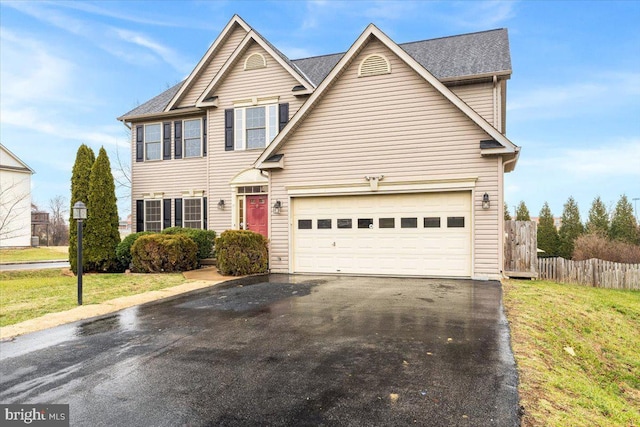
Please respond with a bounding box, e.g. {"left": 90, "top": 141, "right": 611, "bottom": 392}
{"left": 174, "top": 121, "right": 182, "bottom": 159}
{"left": 202, "top": 117, "right": 207, "bottom": 157}
{"left": 174, "top": 198, "right": 182, "bottom": 228}
{"left": 163, "top": 122, "right": 171, "bottom": 160}
{"left": 135, "top": 126, "right": 144, "bottom": 162}
{"left": 203, "top": 197, "right": 208, "bottom": 229}
{"left": 224, "top": 109, "right": 234, "bottom": 151}
{"left": 163, "top": 199, "right": 171, "bottom": 229}
{"left": 136, "top": 200, "right": 144, "bottom": 232}
{"left": 279, "top": 103, "right": 289, "bottom": 131}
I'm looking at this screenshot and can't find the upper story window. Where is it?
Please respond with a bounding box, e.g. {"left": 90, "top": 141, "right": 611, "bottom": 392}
{"left": 145, "top": 124, "right": 161, "bottom": 161}
{"left": 183, "top": 119, "right": 202, "bottom": 158}
{"left": 234, "top": 104, "right": 278, "bottom": 150}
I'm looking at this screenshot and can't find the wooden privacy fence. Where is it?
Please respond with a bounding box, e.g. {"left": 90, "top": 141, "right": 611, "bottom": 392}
{"left": 504, "top": 220, "right": 538, "bottom": 278}
{"left": 538, "top": 257, "right": 640, "bottom": 290}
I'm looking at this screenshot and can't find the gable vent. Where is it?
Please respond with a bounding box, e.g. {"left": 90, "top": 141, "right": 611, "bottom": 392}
{"left": 358, "top": 54, "right": 391, "bottom": 77}
{"left": 244, "top": 53, "right": 267, "bottom": 70}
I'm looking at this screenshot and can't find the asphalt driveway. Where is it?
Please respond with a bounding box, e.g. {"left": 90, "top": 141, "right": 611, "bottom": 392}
{"left": 0, "top": 275, "right": 520, "bottom": 426}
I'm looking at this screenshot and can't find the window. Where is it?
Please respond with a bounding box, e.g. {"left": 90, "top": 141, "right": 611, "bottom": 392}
{"left": 183, "top": 198, "right": 202, "bottom": 229}
{"left": 298, "top": 220, "right": 312, "bottom": 229}
{"left": 401, "top": 217, "right": 418, "bottom": 228}
{"left": 145, "top": 124, "right": 161, "bottom": 161}
{"left": 358, "top": 218, "right": 373, "bottom": 229}
{"left": 447, "top": 217, "right": 465, "bottom": 228}
{"left": 234, "top": 104, "right": 278, "bottom": 150}
{"left": 183, "top": 120, "right": 201, "bottom": 158}
{"left": 379, "top": 218, "right": 395, "bottom": 228}
{"left": 337, "top": 219, "right": 352, "bottom": 229}
{"left": 144, "top": 200, "right": 162, "bottom": 231}
{"left": 424, "top": 217, "right": 441, "bottom": 228}
{"left": 317, "top": 219, "right": 332, "bottom": 229}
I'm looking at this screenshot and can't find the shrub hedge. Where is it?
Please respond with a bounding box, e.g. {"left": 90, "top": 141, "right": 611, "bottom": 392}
{"left": 162, "top": 227, "right": 216, "bottom": 261}
{"left": 116, "top": 231, "right": 154, "bottom": 270}
{"left": 215, "top": 230, "right": 268, "bottom": 276}
{"left": 131, "top": 234, "right": 198, "bottom": 273}
{"left": 573, "top": 233, "right": 640, "bottom": 264}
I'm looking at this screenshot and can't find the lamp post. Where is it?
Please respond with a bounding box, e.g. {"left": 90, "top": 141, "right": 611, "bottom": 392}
{"left": 73, "top": 201, "right": 87, "bottom": 305}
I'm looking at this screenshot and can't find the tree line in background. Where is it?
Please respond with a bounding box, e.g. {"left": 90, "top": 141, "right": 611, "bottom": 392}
{"left": 505, "top": 195, "right": 640, "bottom": 263}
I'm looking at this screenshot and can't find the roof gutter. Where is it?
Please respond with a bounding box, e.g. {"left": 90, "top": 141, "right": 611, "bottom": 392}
{"left": 116, "top": 107, "right": 203, "bottom": 123}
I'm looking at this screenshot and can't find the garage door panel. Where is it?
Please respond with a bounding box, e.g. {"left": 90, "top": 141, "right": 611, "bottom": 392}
{"left": 292, "top": 192, "right": 471, "bottom": 277}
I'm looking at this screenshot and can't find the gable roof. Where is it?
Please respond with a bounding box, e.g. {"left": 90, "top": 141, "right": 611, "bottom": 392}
{"left": 255, "top": 24, "right": 519, "bottom": 169}
{"left": 0, "top": 143, "right": 35, "bottom": 174}
{"left": 196, "top": 30, "right": 315, "bottom": 107}
{"left": 117, "top": 18, "right": 512, "bottom": 122}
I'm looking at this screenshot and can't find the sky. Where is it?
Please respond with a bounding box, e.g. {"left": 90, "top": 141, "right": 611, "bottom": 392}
{"left": 1, "top": 0, "right": 639, "bottom": 221}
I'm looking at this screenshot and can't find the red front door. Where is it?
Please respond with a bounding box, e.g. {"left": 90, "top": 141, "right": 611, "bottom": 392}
{"left": 246, "top": 195, "right": 268, "bottom": 238}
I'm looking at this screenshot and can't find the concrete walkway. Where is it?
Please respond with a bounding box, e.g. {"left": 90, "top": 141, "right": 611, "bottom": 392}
{"left": 0, "top": 267, "right": 238, "bottom": 340}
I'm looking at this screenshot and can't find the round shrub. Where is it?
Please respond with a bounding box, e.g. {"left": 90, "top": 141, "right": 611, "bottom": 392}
{"left": 162, "top": 227, "right": 216, "bottom": 261}
{"left": 131, "top": 234, "right": 198, "bottom": 273}
{"left": 116, "top": 231, "right": 154, "bottom": 270}
{"left": 215, "top": 230, "right": 268, "bottom": 276}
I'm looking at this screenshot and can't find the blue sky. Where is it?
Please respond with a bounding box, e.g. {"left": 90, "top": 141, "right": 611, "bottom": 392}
{"left": 1, "top": 0, "right": 639, "bottom": 220}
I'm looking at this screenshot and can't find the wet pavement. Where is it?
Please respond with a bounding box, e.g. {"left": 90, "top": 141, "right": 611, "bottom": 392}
{"left": 0, "top": 261, "right": 69, "bottom": 271}
{"left": 0, "top": 275, "right": 520, "bottom": 426}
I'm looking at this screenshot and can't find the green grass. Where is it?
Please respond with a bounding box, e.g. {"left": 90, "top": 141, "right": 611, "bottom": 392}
{"left": 0, "top": 246, "right": 69, "bottom": 263}
{"left": 0, "top": 269, "right": 187, "bottom": 327}
{"left": 503, "top": 279, "right": 640, "bottom": 427}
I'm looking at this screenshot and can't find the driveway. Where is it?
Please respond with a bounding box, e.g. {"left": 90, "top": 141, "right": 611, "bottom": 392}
{"left": 0, "top": 275, "right": 520, "bottom": 426}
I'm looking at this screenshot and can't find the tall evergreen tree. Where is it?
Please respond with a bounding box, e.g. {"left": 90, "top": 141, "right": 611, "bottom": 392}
{"left": 504, "top": 202, "right": 512, "bottom": 221}
{"left": 610, "top": 194, "right": 639, "bottom": 245}
{"left": 84, "top": 147, "right": 121, "bottom": 272}
{"left": 515, "top": 201, "right": 531, "bottom": 221}
{"left": 69, "top": 144, "right": 95, "bottom": 273}
{"left": 537, "top": 202, "right": 560, "bottom": 257}
{"left": 585, "top": 196, "right": 610, "bottom": 237}
{"left": 558, "top": 196, "right": 584, "bottom": 258}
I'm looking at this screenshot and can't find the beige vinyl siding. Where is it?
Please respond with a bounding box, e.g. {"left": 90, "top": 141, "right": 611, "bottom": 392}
{"left": 269, "top": 39, "right": 502, "bottom": 277}
{"left": 450, "top": 82, "right": 495, "bottom": 128}
{"left": 131, "top": 116, "right": 207, "bottom": 231}
{"left": 206, "top": 42, "right": 306, "bottom": 235}
{"left": 177, "top": 25, "right": 248, "bottom": 108}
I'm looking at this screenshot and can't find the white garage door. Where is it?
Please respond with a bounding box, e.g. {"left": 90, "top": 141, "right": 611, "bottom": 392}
{"left": 292, "top": 192, "right": 471, "bottom": 277}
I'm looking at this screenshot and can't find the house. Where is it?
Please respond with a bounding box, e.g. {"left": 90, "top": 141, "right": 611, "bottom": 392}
{"left": 531, "top": 216, "right": 562, "bottom": 229}
{"left": 0, "top": 143, "right": 35, "bottom": 247}
{"left": 118, "top": 15, "right": 519, "bottom": 280}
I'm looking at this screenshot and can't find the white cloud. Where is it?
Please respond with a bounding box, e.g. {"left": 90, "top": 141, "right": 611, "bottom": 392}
{"left": 112, "top": 28, "right": 189, "bottom": 74}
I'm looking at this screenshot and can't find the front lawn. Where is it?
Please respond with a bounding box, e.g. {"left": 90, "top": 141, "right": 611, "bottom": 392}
{"left": 0, "top": 269, "right": 187, "bottom": 327}
{"left": 503, "top": 279, "right": 640, "bottom": 427}
{"left": 0, "top": 246, "right": 69, "bottom": 263}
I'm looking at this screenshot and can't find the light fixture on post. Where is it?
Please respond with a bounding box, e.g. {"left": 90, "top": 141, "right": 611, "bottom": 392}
{"left": 482, "top": 193, "right": 490, "bottom": 210}
{"left": 72, "top": 201, "right": 87, "bottom": 306}
{"left": 272, "top": 200, "right": 282, "bottom": 215}
{"left": 217, "top": 199, "right": 225, "bottom": 210}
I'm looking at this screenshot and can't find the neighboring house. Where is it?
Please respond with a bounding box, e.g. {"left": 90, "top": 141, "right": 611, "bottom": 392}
{"left": 118, "top": 15, "right": 519, "bottom": 280}
{"left": 531, "top": 216, "right": 563, "bottom": 229}
{"left": 0, "top": 143, "right": 35, "bottom": 247}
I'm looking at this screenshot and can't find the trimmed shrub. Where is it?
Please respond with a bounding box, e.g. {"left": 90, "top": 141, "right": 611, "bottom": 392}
{"left": 162, "top": 227, "right": 216, "bottom": 261}
{"left": 116, "top": 231, "right": 154, "bottom": 270}
{"left": 131, "top": 234, "right": 198, "bottom": 273}
{"left": 573, "top": 233, "right": 640, "bottom": 264}
{"left": 216, "top": 230, "right": 268, "bottom": 276}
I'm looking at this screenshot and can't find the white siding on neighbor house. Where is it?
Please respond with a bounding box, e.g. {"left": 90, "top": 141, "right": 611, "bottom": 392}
{"left": 130, "top": 115, "right": 208, "bottom": 231}
{"left": 0, "top": 169, "right": 32, "bottom": 247}
{"left": 450, "top": 82, "right": 495, "bottom": 129}
{"left": 206, "top": 41, "right": 307, "bottom": 235}
{"left": 268, "top": 39, "right": 502, "bottom": 278}
{"left": 177, "top": 24, "right": 248, "bottom": 108}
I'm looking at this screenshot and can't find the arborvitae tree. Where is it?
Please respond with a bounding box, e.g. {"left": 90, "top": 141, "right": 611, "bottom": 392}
{"left": 515, "top": 201, "right": 531, "bottom": 221}
{"left": 585, "top": 196, "right": 610, "bottom": 237}
{"left": 84, "top": 147, "right": 121, "bottom": 272}
{"left": 504, "top": 202, "right": 512, "bottom": 221}
{"left": 537, "top": 202, "right": 560, "bottom": 257}
{"left": 558, "top": 196, "right": 584, "bottom": 258}
{"left": 610, "top": 194, "right": 639, "bottom": 245}
{"left": 69, "top": 144, "right": 95, "bottom": 273}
